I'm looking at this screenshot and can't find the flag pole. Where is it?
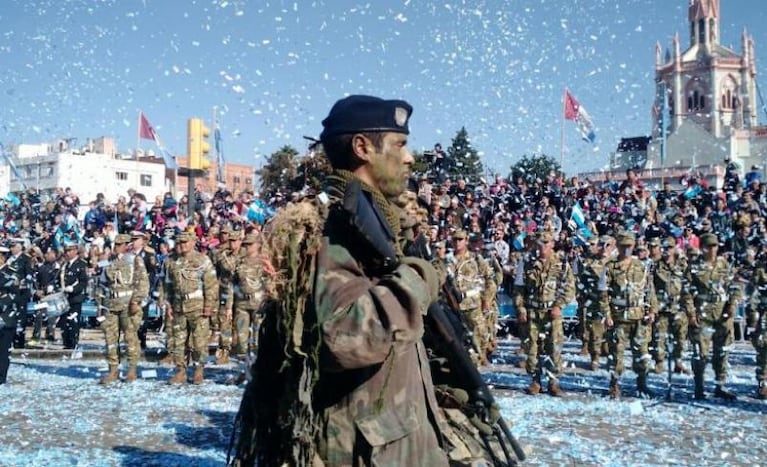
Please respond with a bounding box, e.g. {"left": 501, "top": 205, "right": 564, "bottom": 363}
{"left": 136, "top": 111, "right": 142, "bottom": 159}
{"left": 561, "top": 88, "right": 567, "bottom": 169}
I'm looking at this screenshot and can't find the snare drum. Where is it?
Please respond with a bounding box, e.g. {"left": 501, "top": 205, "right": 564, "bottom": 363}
{"left": 40, "top": 292, "right": 70, "bottom": 318}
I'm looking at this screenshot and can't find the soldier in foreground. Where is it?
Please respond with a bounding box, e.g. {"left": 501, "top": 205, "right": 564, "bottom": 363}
{"left": 602, "top": 232, "right": 657, "bottom": 399}
{"left": 231, "top": 232, "right": 268, "bottom": 357}
{"left": 161, "top": 232, "right": 218, "bottom": 385}
{"left": 748, "top": 247, "right": 767, "bottom": 400}
{"left": 514, "top": 230, "right": 575, "bottom": 396}
{"left": 682, "top": 233, "right": 741, "bottom": 400}
{"left": 214, "top": 229, "right": 244, "bottom": 364}
{"left": 575, "top": 235, "right": 610, "bottom": 371}
{"left": 97, "top": 233, "right": 149, "bottom": 384}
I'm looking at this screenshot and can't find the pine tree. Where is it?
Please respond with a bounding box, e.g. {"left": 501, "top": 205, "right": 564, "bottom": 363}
{"left": 446, "top": 127, "right": 483, "bottom": 182}
{"left": 257, "top": 145, "right": 299, "bottom": 199}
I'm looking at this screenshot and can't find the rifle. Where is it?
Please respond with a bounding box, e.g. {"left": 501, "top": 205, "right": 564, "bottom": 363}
{"left": 427, "top": 302, "right": 526, "bottom": 465}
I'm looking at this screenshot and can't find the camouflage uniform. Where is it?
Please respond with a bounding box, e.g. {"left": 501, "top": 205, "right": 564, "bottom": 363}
{"left": 649, "top": 239, "right": 688, "bottom": 374}
{"left": 748, "top": 254, "right": 767, "bottom": 399}
{"left": 513, "top": 231, "right": 575, "bottom": 394}
{"left": 682, "top": 233, "right": 742, "bottom": 399}
{"left": 601, "top": 233, "right": 657, "bottom": 398}
{"left": 215, "top": 230, "right": 244, "bottom": 356}
{"left": 576, "top": 237, "right": 608, "bottom": 370}
{"left": 97, "top": 234, "right": 149, "bottom": 384}
{"left": 231, "top": 233, "right": 268, "bottom": 356}
{"left": 449, "top": 230, "right": 497, "bottom": 364}
{"left": 162, "top": 232, "right": 219, "bottom": 383}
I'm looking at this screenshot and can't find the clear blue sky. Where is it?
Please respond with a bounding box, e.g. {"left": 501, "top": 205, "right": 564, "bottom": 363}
{"left": 0, "top": 0, "right": 765, "bottom": 176}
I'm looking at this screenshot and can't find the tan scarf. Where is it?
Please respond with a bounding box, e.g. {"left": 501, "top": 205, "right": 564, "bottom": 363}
{"left": 325, "top": 169, "right": 403, "bottom": 257}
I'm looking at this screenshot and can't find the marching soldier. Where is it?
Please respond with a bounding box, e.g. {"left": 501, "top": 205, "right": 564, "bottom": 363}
{"left": 0, "top": 249, "right": 18, "bottom": 385}
{"left": 214, "top": 229, "right": 245, "bottom": 364}
{"left": 32, "top": 247, "right": 62, "bottom": 344}
{"left": 576, "top": 235, "right": 610, "bottom": 371}
{"left": 748, "top": 248, "right": 767, "bottom": 399}
{"left": 209, "top": 225, "right": 232, "bottom": 342}
{"left": 97, "top": 234, "right": 149, "bottom": 384}
{"left": 231, "top": 232, "right": 269, "bottom": 356}
{"left": 682, "top": 233, "right": 742, "bottom": 400}
{"left": 649, "top": 237, "right": 690, "bottom": 375}
{"left": 61, "top": 242, "right": 89, "bottom": 349}
{"left": 601, "top": 232, "right": 657, "bottom": 399}
{"left": 448, "top": 229, "right": 497, "bottom": 365}
{"left": 129, "top": 231, "right": 157, "bottom": 348}
{"left": 161, "top": 232, "right": 218, "bottom": 385}
{"left": 513, "top": 231, "right": 576, "bottom": 396}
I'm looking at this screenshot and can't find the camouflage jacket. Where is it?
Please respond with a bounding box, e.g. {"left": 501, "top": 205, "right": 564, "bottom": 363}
{"left": 217, "top": 247, "right": 245, "bottom": 310}
{"left": 513, "top": 252, "right": 575, "bottom": 313}
{"left": 450, "top": 251, "right": 497, "bottom": 311}
{"left": 232, "top": 254, "right": 268, "bottom": 310}
{"left": 601, "top": 256, "right": 658, "bottom": 321}
{"left": 682, "top": 256, "right": 741, "bottom": 321}
{"left": 576, "top": 255, "right": 606, "bottom": 312}
{"left": 312, "top": 213, "right": 447, "bottom": 466}
{"left": 652, "top": 258, "right": 685, "bottom": 313}
{"left": 98, "top": 252, "right": 149, "bottom": 312}
{"left": 162, "top": 250, "right": 219, "bottom": 312}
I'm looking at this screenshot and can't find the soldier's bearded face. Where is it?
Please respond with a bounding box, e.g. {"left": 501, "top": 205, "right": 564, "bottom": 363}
{"left": 369, "top": 133, "right": 413, "bottom": 198}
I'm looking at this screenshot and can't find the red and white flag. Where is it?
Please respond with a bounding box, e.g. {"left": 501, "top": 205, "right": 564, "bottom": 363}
{"left": 564, "top": 90, "right": 596, "bottom": 143}
{"left": 139, "top": 112, "right": 158, "bottom": 142}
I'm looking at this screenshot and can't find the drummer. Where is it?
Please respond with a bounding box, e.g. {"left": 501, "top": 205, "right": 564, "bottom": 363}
{"left": 30, "top": 247, "right": 63, "bottom": 346}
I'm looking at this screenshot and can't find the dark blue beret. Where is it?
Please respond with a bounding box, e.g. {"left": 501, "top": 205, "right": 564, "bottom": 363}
{"left": 320, "top": 95, "right": 412, "bottom": 141}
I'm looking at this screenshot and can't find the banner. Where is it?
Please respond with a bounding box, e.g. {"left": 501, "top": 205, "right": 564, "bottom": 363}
{"left": 564, "top": 90, "right": 596, "bottom": 143}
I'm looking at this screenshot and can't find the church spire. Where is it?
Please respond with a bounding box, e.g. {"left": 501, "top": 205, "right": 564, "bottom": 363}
{"left": 688, "top": 0, "right": 719, "bottom": 47}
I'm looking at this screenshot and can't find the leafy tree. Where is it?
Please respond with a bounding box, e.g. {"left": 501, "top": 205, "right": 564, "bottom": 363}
{"left": 508, "top": 154, "right": 563, "bottom": 184}
{"left": 288, "top": 144, "right": 332, "bottom": 195}
{"left": 446, "top": 127, "right": 483, "bottom": 182}
{"left": 257, "top": 145, "right": 299, "bottom": 198}
{"left": 411, "top": 149, "right": 429, "bottom": 175}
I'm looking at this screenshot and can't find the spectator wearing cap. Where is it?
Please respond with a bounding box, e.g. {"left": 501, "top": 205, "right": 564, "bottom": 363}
{"left": 682, "top": 232, "right": 742, "bottom": 401}
{"left": 61, "top": 241, "right": 89, "bottom": 349}
{"left": 601, "top": 232, "right": 658, "bottom": 399}
{"left": 513, "top": 230, "right": 575, "bottom": 396}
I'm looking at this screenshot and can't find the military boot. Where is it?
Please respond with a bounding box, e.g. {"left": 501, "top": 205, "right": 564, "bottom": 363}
{"left": 758, "top": 381, "right": 767, "bottom": 400}
{"left": 99, "top": 366, "right": 119, "bottom": 385}
{"left": 590, "top": 359, "right": 600, "bottom": 372}
{"left": 216, "top": 349, "right": 230, "bottom": 365}
{"left": 124, "top": 365, "right": 138, "bottom": 383}
{"left": 637, "top": 373, "right": 654, "bottom": 399}
{"left": 579, "top": 344, "right": 589, "bottom": 356}
{"left": 713, "top": 384, "right": 737, "bottom": 401}
{"left": 548, "top": 379, "right": 563, "bottom": 397}
{"left": 608, "top": 377, "right": 620, "bottom": 399}
{"left": 193, "top": 365, "right": 205, "bottom": 385}
{"left": 168, "top": 367, "right": 187, "bottom": 384}
{"left": 159, "top": 353, "right": 175, "bottom": 366}
{"left": 693, "top": 370, "right": 706, "bottom": 400}
{"left": 653, "top": 360, "right": 666, "bottom": 375}
{"left": 526, "top": 376, "right": 542, "bottom": 395}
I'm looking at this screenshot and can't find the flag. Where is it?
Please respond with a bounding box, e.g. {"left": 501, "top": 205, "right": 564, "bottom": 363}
{"left": 569, "top": 202, "right": 594, "bottom": 240}
{"left": 159, "top": 147, "right": 178, "bottom": 170}
{"left": 214, "top": 125, "right": 225, "bottom": 183}
{"left": 564, "top": 90, "right": 596, "bottom": 143}
{"left": 0, "top": 144, "right": 28, "bottom": 190}
{"left": 139, "top": 112, "right": 158, "bottom": 142}
{"left": 512, "top": 232, "right": 526, "bottom": 251}
{"left": 246, "top": 199, "right": 275, "bottom": 225}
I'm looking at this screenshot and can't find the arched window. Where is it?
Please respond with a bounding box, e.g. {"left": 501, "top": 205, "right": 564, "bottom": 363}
{"left": 688, "top": 97, "right": 694, "bottom": 111}
{"left": 721, "top": 76, "right": 738, "bottom": 110}
{"left": 700, "top": 95, "right": 706, "bottom": 108}
{"left": 698, "top": 19, "right": 706, "bottom": 43}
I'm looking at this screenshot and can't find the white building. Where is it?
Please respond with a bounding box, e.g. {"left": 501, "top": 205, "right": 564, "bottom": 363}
{"left": 6, "top": 137, "right": 171, "bottom": 204}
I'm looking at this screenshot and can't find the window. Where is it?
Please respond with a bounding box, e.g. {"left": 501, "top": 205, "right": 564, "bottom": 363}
{"left": 233, "top": 176, "right": 241, "bottom": 184}
{"left": 245, "top": 178, "right": 252, "bottom": 185}
{"left": 698, "top": 19, "right": 705, "bottom": 43}
{"left": 721, "top": 77, "right": 738, "bottom": 110}
{"left": 140, "top": 174, "right": 152, "bottom": 187}
{"left": 116, "top": 171, "right": 128, "bottom": 181}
